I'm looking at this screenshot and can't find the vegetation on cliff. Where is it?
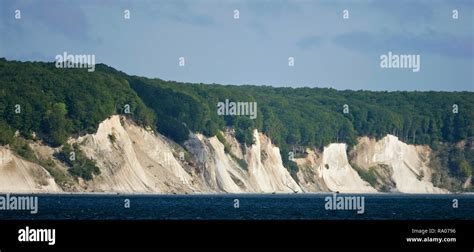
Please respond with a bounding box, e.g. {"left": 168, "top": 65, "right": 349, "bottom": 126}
{"left": 1, "top": 58, "right": 472, "bottom": 190}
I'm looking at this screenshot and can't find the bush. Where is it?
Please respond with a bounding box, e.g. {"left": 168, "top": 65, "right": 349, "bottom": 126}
{"left": 287, "top": 160, "right": 300, "bottom": 183}
{"left": 230, "top": 154, "right": 248, "bottom": 171}
{"left": 39, "top": 158, "right": 70, "bottom": 187}
{"left": 353, "top": 165, "right": 378, "bottom": 187}
{"left": 0, "top": 121, "right": 14, "bottom": 145}
{"left": 11, "top": 138, "right": 37, "bottom": 162}
{"left": 57, "top": 143, "right": 101, "bottom": 181}
{"left": 216, "top": 132, "right": 231, "bottom": 153}
{"left": 108, "top": 134, "right": 117, "bottom": 144}
{"left": 459, "top": 160, "right": 472, "bottom": 178}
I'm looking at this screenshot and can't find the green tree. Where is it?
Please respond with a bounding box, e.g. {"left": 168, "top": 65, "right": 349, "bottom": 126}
{"left": 42, "top": 102, "right": 69, "bottom": 146}
{"left": 459, "top": 160, "right": 472, "bottom": 178}
{"left": 0, "top": 120, "right": 14, "bottom": 145}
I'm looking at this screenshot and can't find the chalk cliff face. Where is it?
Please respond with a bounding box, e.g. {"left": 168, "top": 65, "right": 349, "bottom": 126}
{"left": 319, "top": 143, "right": 377, "bottom": 193}
{"left": 0, "top": 116, "right": 450, "bottom": 193}
{"left": 350, "top": 135, "right": 446, "bottom": 193}
{"left": 294, "top": 135, "right": 446, "bottom": 193}
{"left": 185, "top": 130, "right": 300, "bottom": 193}
{"left": 74, "top": 116, "right": 203, "bottom": 193}
{"left": 294, "top": 149, "right": 329, "bottom": 192}
{"left": 293, "top": 144, "right": 378, "bottom": 193}
{"left": 185, "top": 133, "right": 250, "bottom": 193}
{"left": 0, "top": 147, "right": 61, "bottom": 193}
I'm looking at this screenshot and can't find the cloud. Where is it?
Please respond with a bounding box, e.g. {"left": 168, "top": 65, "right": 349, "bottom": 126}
{"left": 142, "top": 0, "right": 216, "bottom": 27}
{"left": 0, "top": 0, "right": 90, "bottom": 41}
{"left": 165, "top": 12, "right": 215, "bottom": 27}
{"left": 333, "top": 30, "right": 473, "bottom": 59}
{"left": 369, "top": 0, "right": 434, "bottom": 23}
{"left": 11, "top": 51, "right": 52, "bottom": 62}
{"left": 296, "top": 35, "right": 323, "bottom": 50}
{"left": 244, "top": 0, "right": 302, "bottom": 18}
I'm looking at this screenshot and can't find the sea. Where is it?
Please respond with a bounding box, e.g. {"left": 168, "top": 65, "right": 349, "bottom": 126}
{"left": 0, "top": 193, "right": 473, "bottom": 220}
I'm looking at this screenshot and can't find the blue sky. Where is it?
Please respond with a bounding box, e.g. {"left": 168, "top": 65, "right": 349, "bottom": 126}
{"left": 0, "top": 0, "right": 473, "bottom": 91}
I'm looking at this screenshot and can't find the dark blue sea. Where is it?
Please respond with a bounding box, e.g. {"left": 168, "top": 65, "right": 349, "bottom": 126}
{"left": 0, "top": 194, "right": 473, "bottom": 220}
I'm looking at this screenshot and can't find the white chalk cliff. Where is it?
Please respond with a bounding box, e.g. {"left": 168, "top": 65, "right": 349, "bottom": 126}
{"left": 185, "top": 129, "right": 300, "bottom": 193}
{"left": 319, "top": 143, "right": 376, "bottom": 193}
{"left": 0, "top": 147, "right": 61, "bottom": 193}
{"left": 74, "top": 116, "right": 202, "bottom": 193}
{"left": 350, "top": 135, "right": 446, "bottom": 193}
{"left": 0, "top": 116, "right": 450, "bottom": 193}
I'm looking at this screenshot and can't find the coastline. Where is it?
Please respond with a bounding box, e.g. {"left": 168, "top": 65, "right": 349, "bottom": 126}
{"left": 1, "top": 191, "right": 472, "bottom": 196}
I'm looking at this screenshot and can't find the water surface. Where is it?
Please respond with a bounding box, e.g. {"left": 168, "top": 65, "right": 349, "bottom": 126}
{"left": 0, "top": 194, "right": 472, "bottom": 220}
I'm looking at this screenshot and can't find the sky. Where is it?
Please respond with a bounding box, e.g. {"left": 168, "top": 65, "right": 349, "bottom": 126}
{"left": 0, "top": 0, "right": 473, "bottom": 91}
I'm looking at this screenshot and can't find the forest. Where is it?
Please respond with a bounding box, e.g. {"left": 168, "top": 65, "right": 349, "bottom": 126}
{"left": 0, "top": 58, "right": 472, "bottom": 184}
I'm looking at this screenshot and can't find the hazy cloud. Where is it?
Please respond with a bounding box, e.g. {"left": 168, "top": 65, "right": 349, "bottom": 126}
{"left": 0, "top": 0, "right": 91, "bottom": 41}
{"left": 333, "top": 30, "right": 473, "bottom": 59}
{"left": 369, "top": 0, "right": 435, "bottom": 23}
{"left": 297, "top": 35, "right": 323, "bottom": 50}
{"left": 142, "top": 0, "right": 216, "bottom": 27}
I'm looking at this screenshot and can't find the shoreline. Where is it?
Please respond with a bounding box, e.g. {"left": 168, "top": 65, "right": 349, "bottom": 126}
{"left": 0, "top": 192, "right": 472, "bottom": 196}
